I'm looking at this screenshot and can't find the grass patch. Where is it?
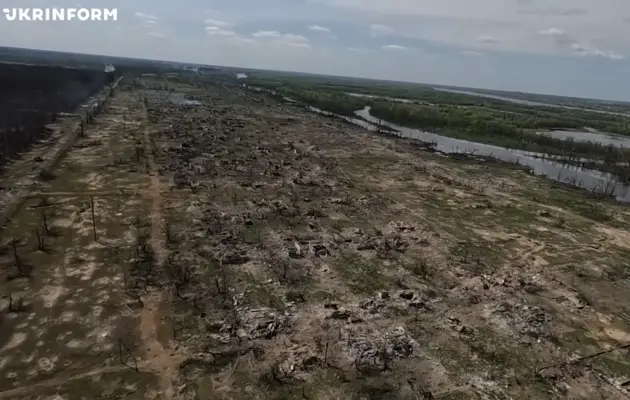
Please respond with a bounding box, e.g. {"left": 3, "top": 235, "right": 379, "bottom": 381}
{"left": 598, "top": 356, "right": 630, "bottom": 377}
{"left": 452, "top": 240, "right": 504, "bottom": 267}
{"left": 561, "top": 329, "right": 600, "bottom": 352}
{"left": 242, "top": 285, "right": 286, "bottom": 310}
{"left": 333, "top": 254, "right": 390, "bottom": 294}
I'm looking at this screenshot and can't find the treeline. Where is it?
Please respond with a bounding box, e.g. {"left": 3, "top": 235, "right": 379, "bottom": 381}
{"left": 280, "top": 88, "right": 369, "bottom": 116}
{"left": 369, "top": 103, "right": 630, "bottom": 162}
{"left": 248, "top": 75, "right": 630, "bottom": 135}
{"left": 248, "top": 77, "right": 630, "bottom": 165}
{"left": 490, "top": 105, "right": 630, "bottom": 135}
{"left": 0, "top": 63, "right": 113, "bottom": 167}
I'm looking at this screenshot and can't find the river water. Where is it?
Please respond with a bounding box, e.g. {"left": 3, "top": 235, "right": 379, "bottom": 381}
{"left": 538, "top": 129, "right": 630, "bottom": 148}
{"left": 354, "top": 106, "right": 630, "bottom": 201}
{"left": 346, "top": 91, "right": 630, "bottom": 146}
{"left": 247, "top": 85, "right": 630, "bottom": 202}
{"left": 348, "top": 106, "right": 630, "bottom": 202}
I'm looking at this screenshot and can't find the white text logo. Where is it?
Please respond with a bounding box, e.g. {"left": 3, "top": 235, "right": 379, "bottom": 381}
{"left": 2, "top": 8, "right": 118, "bottom": 21}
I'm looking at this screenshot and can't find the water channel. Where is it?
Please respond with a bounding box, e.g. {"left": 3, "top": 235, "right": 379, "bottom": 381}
{"left": 247, "top": 85, "right": 630, "bottom": 202}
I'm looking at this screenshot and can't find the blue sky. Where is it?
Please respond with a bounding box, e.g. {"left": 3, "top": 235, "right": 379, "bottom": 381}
{"left": 2, "top": 0, "right": 630, "bottom": 101}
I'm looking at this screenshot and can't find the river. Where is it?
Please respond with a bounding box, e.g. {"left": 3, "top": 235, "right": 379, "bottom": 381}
{"left": 246, "top": 85, "right": 630, "bottom": 202}
{"left": 349, "top": 106, "right": 630, "bottom": 202}
{"left": 537, "top": 129, "right": 630, "bottom": 148}
{"left": 354, "top": 106, "right": 630, "bottom": 201}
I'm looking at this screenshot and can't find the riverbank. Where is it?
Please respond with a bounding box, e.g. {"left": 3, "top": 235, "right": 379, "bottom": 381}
{"left": 246, "top": 85, "right": 630, "bottom": 202}
{"left": 247, "top": 80, "right": 630, "bottom": 183}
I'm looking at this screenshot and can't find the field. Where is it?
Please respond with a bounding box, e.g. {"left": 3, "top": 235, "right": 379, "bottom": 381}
{"left": 1, "top": 74, "right": 630, "bottom": 399}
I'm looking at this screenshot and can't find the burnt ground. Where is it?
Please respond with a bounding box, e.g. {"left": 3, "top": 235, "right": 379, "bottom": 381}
{"left": 1, "top": 77, "right": 630, "bottom": 399}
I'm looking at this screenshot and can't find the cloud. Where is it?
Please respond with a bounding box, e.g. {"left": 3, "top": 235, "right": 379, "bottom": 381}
{"left": 570, "top": 43, "right": 624, "bottom": 59}
{"left": 4, "top": 0, "right": 630, "bottom": 101}
{"left": 538, "top": 28, "right": 565, "bottom": 36}
{"left": 310, "top": 0, "right": 627, "bottom": 60}
{"left": 134, "top": 12, "right": 159, "bottom": 23}
{"left": 477, "top": 35, "right": 498, "bottom": 44}
{"left": 134, "top": 11, "right": 160, "bottom": 29}
{"left": 537, "top": 27, "right": 622, "bottom": 60}
{"left": 251, "top": 31, "right": 310, "bottom": 48}
{"left": 203, "top": 19, "right": 232, "bottom": 27}
{"left": 280, "top": 33, "right": 311, "bottom": 48}
{"left": 537, "top": 27, "right": 572, "bottom": 45}
{"left": 461, "top": 50, "right": 484, "bottom": 56}
{"left": 146, "top": 32, "right": 167, "bottom": 38}
{"left": 252, "top": 30, "right": 281, "bottom": 38}
{"left": 309, "top": 25, "right": 331, "bottom": 32}
{"left": 135, "top": 12, "right": 158, "bottom": 20}
{"left": 369, "top": 24, "right": 394, "bottom": 37}
{"left": 382, "top": 44, "right": 409, "bottom": 51}
{"left": 205, "top": 26, "right": 236, "bottom": 36}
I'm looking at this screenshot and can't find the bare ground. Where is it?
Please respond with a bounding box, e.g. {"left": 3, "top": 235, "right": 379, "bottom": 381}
{"left": 1, "top": 78, "right": 630, "bottom": 399}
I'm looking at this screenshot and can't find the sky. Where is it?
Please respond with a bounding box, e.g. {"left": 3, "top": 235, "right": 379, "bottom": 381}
{"left": 1, "top": 0, "right": 630, "bottom": 101}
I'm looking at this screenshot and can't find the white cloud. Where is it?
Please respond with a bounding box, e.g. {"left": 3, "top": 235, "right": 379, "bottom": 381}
{"left": 477, "top": 35, "right": 498, "bottom": 44}
{"left": 285, "top": 33, "right": 309, "bottom": 41}
{"left": 311, "top": 0, "right": 629, "bottom": 59}
{"left": 205, "top": 26, "right": 236, "bottom": 36}
{"left": 252, "top": 30, "right": 281, "bottom": 38}
{"left": 280, "top": 33, "right": 310, "bottom": 48}
{"left": 135, "top": 11, "right": 160, "bottom": 30}
{"left": 370, "top": 24, "right": 394, "bottom": 37}
{"left": 570, "top": 43, "right": 624, "bottom": 59}
{"left": 536, "top": 27, "right": 572, "bottom": 45}
{"left": 4, "top": 0, "right": 630, "bottom": 101}
{"left": 382, "top": 44, "right": 409, "bottom": 51}
{"left": 204, "top": 19, "right": 231, "bottom": 27}
{"left": 134, "top": 12, "right": 159, "bottom": 21}
{"left": 146, "top": 32, "right": 166, "bottom": 38}
{"left": 251, "top": 31, "right": 310, "bottom": 48}
{"left": 536, "top": 27, "right": 623, "bottom": 60}
{"left": 309, "top": 25, "right": 331, "bottom": 32}
{"left": 538, "top": 28, "right": 565, "bottom": 36}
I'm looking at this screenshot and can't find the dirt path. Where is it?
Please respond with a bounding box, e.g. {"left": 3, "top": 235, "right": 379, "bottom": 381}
{"left": 139, "top": 114, "right": 178, "bottom": 399}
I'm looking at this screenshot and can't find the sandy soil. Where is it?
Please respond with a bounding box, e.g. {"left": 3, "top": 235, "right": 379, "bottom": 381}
{"left": 0, "top": 76, "right": 630, "bottom": 399}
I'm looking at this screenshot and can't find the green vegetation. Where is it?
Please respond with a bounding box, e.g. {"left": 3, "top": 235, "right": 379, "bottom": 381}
{"left": 368, "top": 102, "right": 630, "bottom": 161}
{"left": 333, "top": 254, "right": 389, "bottom": 294}
{"left": 245, "top": 72, "right": 630, "bottom": 179}
{"left": 281, "top": 88, "right": 367, "bottom": 116}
